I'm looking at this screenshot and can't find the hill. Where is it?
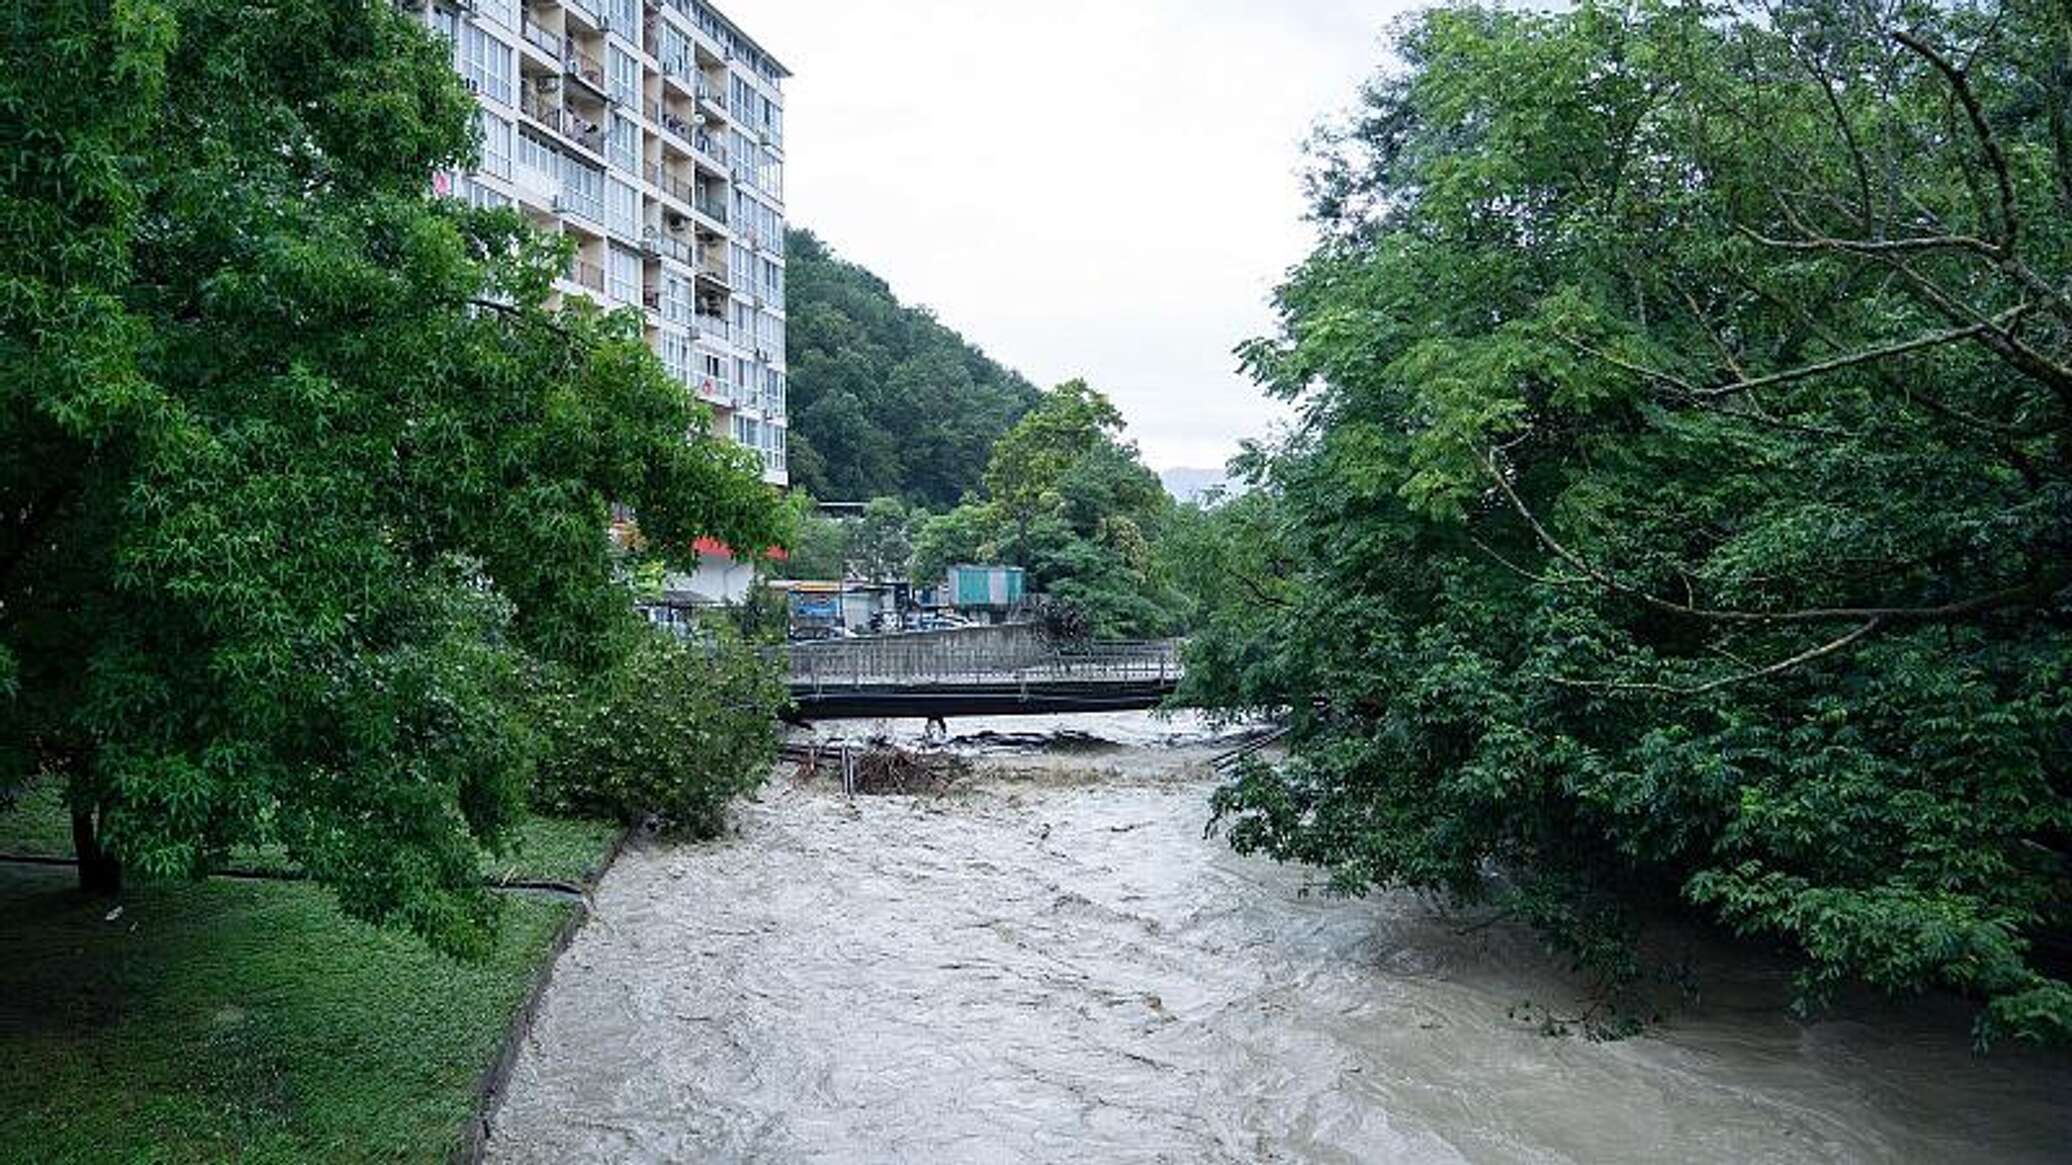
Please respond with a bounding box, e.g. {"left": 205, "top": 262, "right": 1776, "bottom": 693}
{"left": 784, "top": 229, "right": 1040, "bottom": 507}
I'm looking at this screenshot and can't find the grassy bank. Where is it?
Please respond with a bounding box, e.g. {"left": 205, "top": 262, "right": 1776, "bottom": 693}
{"left": 0, "top": 780, "right": 623, "bottom": 1163}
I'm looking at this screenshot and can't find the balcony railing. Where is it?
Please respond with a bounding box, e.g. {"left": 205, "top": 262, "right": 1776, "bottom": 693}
{"left": 693, "top": 313, "right": 731, "bottom": 344}
{"left": 649, "top": 232, "right": 692, "bottom": 265}
{"left": 648, "top": 166, "right": 697, "bottom": 209}
{"left": 525, "top": 92, "right": 605, "bottom": 157}
{"left": 520, "top": 18, "right": 557, "bottom": 57}
{"left": 694, "top": 194, "right": 728, "bottom": 225}
{"left": 693, "top": 130, "right": 727, "bottom": 166}
{"left": 570, "top": 260, "right": 605, "bottom": 292}
{"left": 564, "top": 46, "right": 606, "bottom": 94}
{"left": 695, "top": 75, "right": 726, "bottom": 109}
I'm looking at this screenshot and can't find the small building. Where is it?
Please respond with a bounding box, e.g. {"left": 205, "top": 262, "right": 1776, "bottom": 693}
{"left": 942, "top": 564, "right": 1026, "bottom": 623}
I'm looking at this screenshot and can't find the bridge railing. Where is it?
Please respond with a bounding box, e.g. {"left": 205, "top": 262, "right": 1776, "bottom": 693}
{"left": 787, "top": 636, "right": 1183, "bottom": 691}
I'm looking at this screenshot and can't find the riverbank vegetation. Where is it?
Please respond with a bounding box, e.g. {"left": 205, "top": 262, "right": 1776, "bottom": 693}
{"left": 1, "top": 0, "right": 788, "bottom": 955}
{"left": 1179, "top": 0, "right": 2072, "bottom": 1045}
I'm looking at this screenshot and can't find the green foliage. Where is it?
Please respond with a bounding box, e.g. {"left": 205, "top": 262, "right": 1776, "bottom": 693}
{"left": 1188, "top": 0, "right": 2072, "bottom": 1044}
{"left": 907, "top": 382, "right": 1186, "bottom": 637}
{"left": 0, "top": 0, "right": 784, "bottom": 954}
{"left": 0, "top": 867, "right": 572, "bottom": 1163}
{"left": 530, "top": 627, "right": 782, "bottom": 836}
{"left": 784, "top": 229, "right": 1041, "bottom": 504}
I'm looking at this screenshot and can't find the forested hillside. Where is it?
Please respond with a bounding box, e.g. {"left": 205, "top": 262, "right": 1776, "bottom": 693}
{"left": 785, "top": 229, "right": 1040, "bottom": 505}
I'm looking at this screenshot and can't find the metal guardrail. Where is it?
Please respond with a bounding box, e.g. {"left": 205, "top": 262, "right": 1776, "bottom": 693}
{"left": 786, "top": 638, "right": 1183, "bottom": 692}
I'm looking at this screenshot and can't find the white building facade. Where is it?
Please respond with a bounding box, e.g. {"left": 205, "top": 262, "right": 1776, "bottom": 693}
{"left": 412, "top": 0, "right": 790, "bottom": 487}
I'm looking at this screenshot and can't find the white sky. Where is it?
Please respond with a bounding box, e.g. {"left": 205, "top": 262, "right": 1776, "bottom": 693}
{"left": 744, "top": 0, "right": 1417, "bottom": 471}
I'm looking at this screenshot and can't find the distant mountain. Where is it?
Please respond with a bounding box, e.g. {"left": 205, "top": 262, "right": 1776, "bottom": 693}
{"left": 785, "top": 229, "right": 1041, "bottom": 508}
{"left": 1159, "top": 467, "right": 1229, "bottom": 504}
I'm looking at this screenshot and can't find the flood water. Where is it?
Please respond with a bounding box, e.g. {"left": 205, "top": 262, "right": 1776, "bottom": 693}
{"left": 487, "top": 715, "right": 2072, "bottom": 1163}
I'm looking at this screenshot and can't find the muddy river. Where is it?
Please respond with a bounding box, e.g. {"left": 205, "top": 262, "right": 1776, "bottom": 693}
{"left": 487, "top": 717, "right": 2072, "bottom": 1163}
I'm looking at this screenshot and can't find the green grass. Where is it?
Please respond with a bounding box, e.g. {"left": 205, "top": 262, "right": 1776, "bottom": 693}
{"left": 0, "top": 779, "right": 71, "bottom": 858}
{"left": 0, "top": 866, "right": 573, "bottom": 1164}
{"left": 2, "top": 778, "right": 622, "bottom": 887}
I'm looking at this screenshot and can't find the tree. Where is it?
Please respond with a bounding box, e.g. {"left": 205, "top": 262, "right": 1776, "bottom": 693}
{"left": 1189, "top": 0, "right": 2072, "bottom": 1043}
{"left": 915, "top": 381, "right": 1185, "bottom": 638}
{"left": 0, "top": 0, "right": 785, "bottom": 953}
{"left": 847, "top": 497, "right": 916, "bottom": 582}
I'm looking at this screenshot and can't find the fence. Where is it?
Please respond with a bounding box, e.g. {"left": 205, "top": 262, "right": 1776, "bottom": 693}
{"left": 787, "top": 628, "right": 1182, "bottom": 692}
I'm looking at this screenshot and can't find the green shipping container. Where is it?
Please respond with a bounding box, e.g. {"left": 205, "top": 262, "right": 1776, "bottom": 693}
{"left": 949, "top": 565, "right": 1025, "bottom": 608}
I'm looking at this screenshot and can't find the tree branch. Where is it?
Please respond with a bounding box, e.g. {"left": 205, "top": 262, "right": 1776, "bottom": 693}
{"left": 1893, "top": 30, "right": 2019, "bottom": 252}
{"left": 1472, "top": 445, "right": 2071, "bottom": 626}
{"left": 1547, "top": 618, "right": 1885, "bottom": 696}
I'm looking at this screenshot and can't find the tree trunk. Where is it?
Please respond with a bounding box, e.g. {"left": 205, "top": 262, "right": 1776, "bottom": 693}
{"left": 71, "top": 806, "right": 121, "bottom": 896}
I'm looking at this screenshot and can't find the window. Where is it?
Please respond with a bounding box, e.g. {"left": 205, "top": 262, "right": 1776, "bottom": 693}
{"left": 660, "top": 272, "right": 692, "bottom": 325}
{"left": 605, "top": 178, "right": 639, "bottom": 238}
{"left": 656, "top": 25, "right": 693, "bottom": 76}
{"left": 608, "top": 46, "right": 640, "bottom": 109}
{"left": 561, "top": 156, "right": 603, "bottom": 222}
{"left": 760, "top": 257, "right": 783, "bottom": 301}
{"left": 460, "top": 24, "right": 513, "bottom": 107}
{"left": 456, "top": 177, "right": 511, "bottom": 211}
{"left": 430, "top": 5, "right": 460, "bottom": 45}
{"left": 728, "top": 129, "right": 755, "bottom": 190}
{"left": 605, "top": 0, "right": 638, "bottom": 36}
{"left": 475, "top": 0, "right": 517, "bottom": 30}
{"left": 730, "top": 243, "right": 752, "bottom": 286}
{"left": 607, "top": 244, "right": 640, "bottom": 304}
{"left": 477, "top": 111, "right": 513, "bottom": 179}
{"left": 606, "top": 113, "right": 639, "bottom": 173}
{"left": 660, "top": 330, "right": 694, "bottom": 384}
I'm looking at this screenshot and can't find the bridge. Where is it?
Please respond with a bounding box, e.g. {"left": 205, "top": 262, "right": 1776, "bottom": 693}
{"left": 786, "top": 629, "right": 1182, "bottom": 720}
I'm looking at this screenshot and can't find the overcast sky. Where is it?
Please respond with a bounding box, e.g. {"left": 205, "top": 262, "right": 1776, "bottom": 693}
{"left": 745, "top": 0, "right": 1417, "bottom": 472}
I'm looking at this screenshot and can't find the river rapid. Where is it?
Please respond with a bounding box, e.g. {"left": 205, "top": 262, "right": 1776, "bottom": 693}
{"left": 486, "top": 714, "right": 2072, "bottom": 1164}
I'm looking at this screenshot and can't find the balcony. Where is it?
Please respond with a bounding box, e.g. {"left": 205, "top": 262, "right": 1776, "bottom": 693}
{"left": 647, "top": 230, "right": 693, "bottom": 265}
{"left": 694, "top": 247, "right": 729, "bottom": 287}
{"left": 569, "top": 260, "right": 605, "bottom": 292}
{"left": 525, "top": 88, "right": 605, "bottom": 158}
{"left": 519, "top": 17, "right": 557, "bottom": 58}
{"left": 694, "top": 75, "right": 727, "bottom": 118}
{"left": 649, "top": 167, "right": 698, "bottom": 211}
{"left": 564, "top": 46, "right": 607, "bottom": 97}
{"left": 693, "top": 313, "right": 731, "bottom": 346}
{"left": 692, "top": 129, "right": 728, "bottom": 167}
{"left": 694, "top": 193, "right": 728, "bottom": 225}
{"left": 563, "top": 0, "right": 601, "bottom": 31}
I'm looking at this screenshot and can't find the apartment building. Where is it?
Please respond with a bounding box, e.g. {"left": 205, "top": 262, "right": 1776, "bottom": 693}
{"left": 411, "top": 0, "right": 790, "bottom": 487}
